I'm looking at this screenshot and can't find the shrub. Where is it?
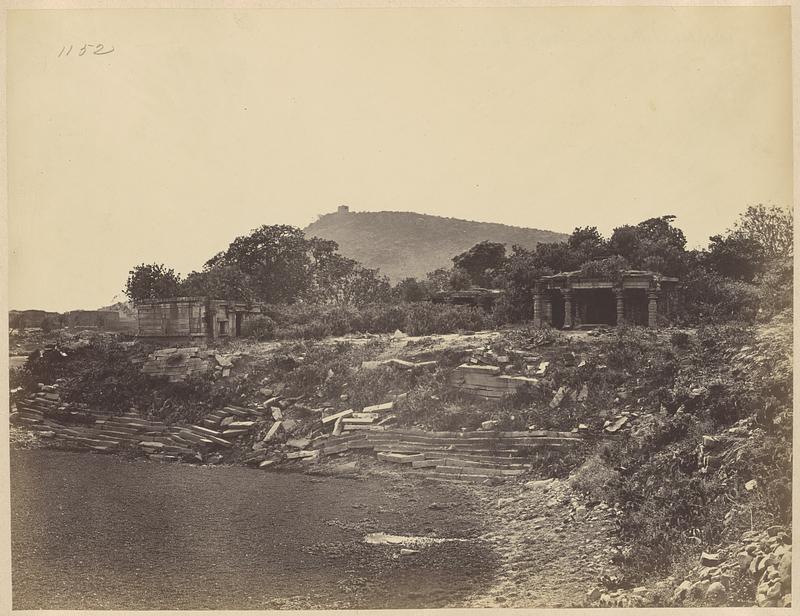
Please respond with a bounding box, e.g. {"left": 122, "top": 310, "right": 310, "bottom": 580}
{"left": 403, "top": 303, "right": 493, "bottom": 336}
{"left": 254, "top": 300, "right": 495, "bottom": 339}
{"left": 358, "top": 303, "right": 408, "bottom": 333}
{"left": 579, "top": 255, "right": 630, "bottom": 282}
{"left": 756, "top": 257, "right": 792, "bottom": 319}
{"left": 677, "top": 268, "right": 760, "bottom": 324}
{"left": 242, "top": 316, "right": 276, "bottom": 340}
{"left": 569, "top": 453, "right": 622, "bottom": 501}
{"left": 669, "top": 331, "right": 690, "bottom": 349}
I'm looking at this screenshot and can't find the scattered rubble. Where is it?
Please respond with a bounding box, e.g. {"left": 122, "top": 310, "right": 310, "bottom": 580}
{"left": 587, "top": 526, "right": 792, "bottom": 608}
{"left": 141, "top": 347, "right": 241, "bottom": 382}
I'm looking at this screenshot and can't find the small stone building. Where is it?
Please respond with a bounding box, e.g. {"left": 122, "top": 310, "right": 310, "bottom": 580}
{"left": 135, "top": 297, "right": 263, "bottom": 340}
{"left": 533, "top": 270, "right": 678, "bottom": 329}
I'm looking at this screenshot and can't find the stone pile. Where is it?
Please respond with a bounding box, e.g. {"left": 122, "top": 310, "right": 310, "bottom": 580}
{"left": 450, "top": 364, "right": 540, "bottom": 399}
{"left": 10, "top": 385, "right": 270, "bottom": 463}
{"left": 586, "top": 525, "right": 792, "bottom": 608}
{"left": 323, "top": 401, "right": 397, "bottom": 434}
{"left": 141, "top": 347, "right": 241, "bottom": 382}
{"left": 448, "top": 341, "right": 588, "bottom": 402}
{"left": 306, "top": 427, "right": 585, "bottom": 484}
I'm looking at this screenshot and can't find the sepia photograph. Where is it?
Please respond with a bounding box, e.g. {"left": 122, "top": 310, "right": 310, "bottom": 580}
{"left": 4, "top": 4, "right": 795, "bottom": 611}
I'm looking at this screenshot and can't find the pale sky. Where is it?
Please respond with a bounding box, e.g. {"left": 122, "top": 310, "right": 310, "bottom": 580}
{"left": 7, "top": 7, "right": 793, "bottom": 312}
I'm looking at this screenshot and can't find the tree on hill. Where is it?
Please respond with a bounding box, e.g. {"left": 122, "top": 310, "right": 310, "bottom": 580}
{"left": 124, "top": 264, "right": 181, "bottom": 302}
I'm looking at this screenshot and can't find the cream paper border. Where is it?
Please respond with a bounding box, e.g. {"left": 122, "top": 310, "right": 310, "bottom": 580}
{"left": 0, "top": 2, "right": 796, "bottom": 616}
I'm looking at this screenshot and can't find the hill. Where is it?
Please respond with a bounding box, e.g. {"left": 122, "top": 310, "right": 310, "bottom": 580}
{"left": 304, "top": 208, "right": 567, "bottom": 281}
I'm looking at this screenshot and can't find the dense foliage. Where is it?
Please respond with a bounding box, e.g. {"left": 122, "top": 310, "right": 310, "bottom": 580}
{"left": 243, "top": 302, "right": 494, "bottom": 340}
{"left": 123, "top": 204, "right": 791, "bottom": 333}
{"left": 125, "top": 225, "right": 391, "bottom": 307}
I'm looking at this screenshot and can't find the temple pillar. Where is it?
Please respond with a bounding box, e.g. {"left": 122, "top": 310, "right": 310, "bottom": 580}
{"left": 647, "top": 290, "right": 660, "bottom": 327}
{"left": 563, "top": 289, "right": 573, "bottom": 329}
{"left": 614, "top": 288, "right": 625, "bottom": 325}
{"left": 532, "top": 291, "right": 543, "bottom": 327}
{"left": 543, "top": 295, "right": 553, "bottom": 326}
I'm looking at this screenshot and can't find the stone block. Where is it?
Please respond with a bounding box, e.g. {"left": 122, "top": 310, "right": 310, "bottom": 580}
{"left": 322, "top": 409, "right": 353, "bottom": 424}
{"left": 264, "top": 421, "right": 283, "bottom": 442}
{"left": 362, "top": 401, "right": 394, "bottom": 413}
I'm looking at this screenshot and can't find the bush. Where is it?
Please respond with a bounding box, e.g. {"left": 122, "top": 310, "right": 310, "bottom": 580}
{"left": 677, "top": 269, "right": 760, "bottom": 324}
{"left": 403, "top": 303, "right": 493, "bottom": 336}
{"left": 669, "top": 331, "right": 690, "bottom": 349}
{"left": 570, "top": 452, "right": 622, "bottom": 501}
{"left": 358, "top": 303, "right": 408, "bottom": 333}
{"left": 579, "top": 255, "right": 630, "bottom": 282}
{"left": 242, "top": 316, "right": 276, "bottom": 340}
{"left": 256, "top": 301, "right": 493, "bottom": 339}
{"left": 756, "top": 257, "right": 792, "bottom": 319}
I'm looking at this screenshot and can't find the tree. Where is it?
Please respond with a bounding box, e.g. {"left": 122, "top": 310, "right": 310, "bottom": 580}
{"left": 608, "top": 215, "right": 688, "bottom": 276}
{"left": 335, "top": 264, "right": 392, "bottom": 306}
{"left": 493, "top": 245, "right": 555, "bottom": 322}
{"left": 533, "top": 241, "right": 585, "bottom": 273}
{"left": 452, "top": 241, "right": 507, "bottom": 287}
{"left": 394, "top": 277, "right": 431, "bottom": 302}
{"left": 705, "top": 233, "right": 764, "bottom": 281}
{"left": 706, "top": 205, "right": 792, "bottom": 281}
{"left": 311, "top": 252, "right": 392, "bottom": 306}
{"left": 124, "top": 264, "right": 181, "bottom": 302}
{"left": 179, "top": 265, "right": 255, "bottom": 303}
{"left": 425, "top": 268, "right": 453, "bottom": 293}
{"left": 730, "top": 204, "right": 793, "bottom": 260}
{"left": 449, "top": 267, "right": 473, "bottom": 291}
{"left": 567, "top": 226, "right": 609, "bottom": 261}
{"left": 608, "top": 225, "right": 640, "bottom": 262}
{"left": 635, "top": 215, "right": 687, "bottom": 250}
{"left": 206, "top": 225, "right": 337, "bottom": 303}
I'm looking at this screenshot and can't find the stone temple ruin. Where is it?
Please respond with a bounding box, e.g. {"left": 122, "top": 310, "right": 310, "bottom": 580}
{"left": 532, "top": 270, "right": 678, "bottom": 329}
{"left": 135, "top": 297, "right": 263, "bottom": 341}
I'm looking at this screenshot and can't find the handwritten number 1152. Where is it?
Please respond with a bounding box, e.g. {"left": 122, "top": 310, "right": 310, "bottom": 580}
{"left": 58, "top": 43, "right": 115, "bottom": 57}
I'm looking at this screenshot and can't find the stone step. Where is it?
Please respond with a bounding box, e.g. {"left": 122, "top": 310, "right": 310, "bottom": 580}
{"left": 364, "top": 433, "right": 582, "bottom": 446}
{"left": 371, "top": 442, "right": 525, "bottom": 456}
{"left": 436, "top": 465, "right": 526, "bottom": 477}
{"left": 174, "top": 429, "right": 215, "bottom": 445}
{"left": 375, "top": 438, "right": 570, "bottom": 451}
{"left": 14, "top": 416, "right": 43, "bottom": 425}
{"left": 378, "top": 429, "right": 581, "bottom": 440}
{"left": 418, "top": 471, "right": 495, "bottom": 484}
{"left": 421, "top": 451, "right": 530, "bottom": 464}
{"left": 439, "top": 457, "right": 530, "bottom": 469}
{"left": 376, "top": 452, "right": 426, "bottom": 464}
{"left": 70, "top": 436, "right": 122, "bottom": 448}
{"left": 94, "top": 429, "right": 144, "bottom": 441}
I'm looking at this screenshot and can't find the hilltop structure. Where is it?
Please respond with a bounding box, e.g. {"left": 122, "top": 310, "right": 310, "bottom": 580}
{"left": 532, "top": 270, "right": 678, "bottom": 329}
